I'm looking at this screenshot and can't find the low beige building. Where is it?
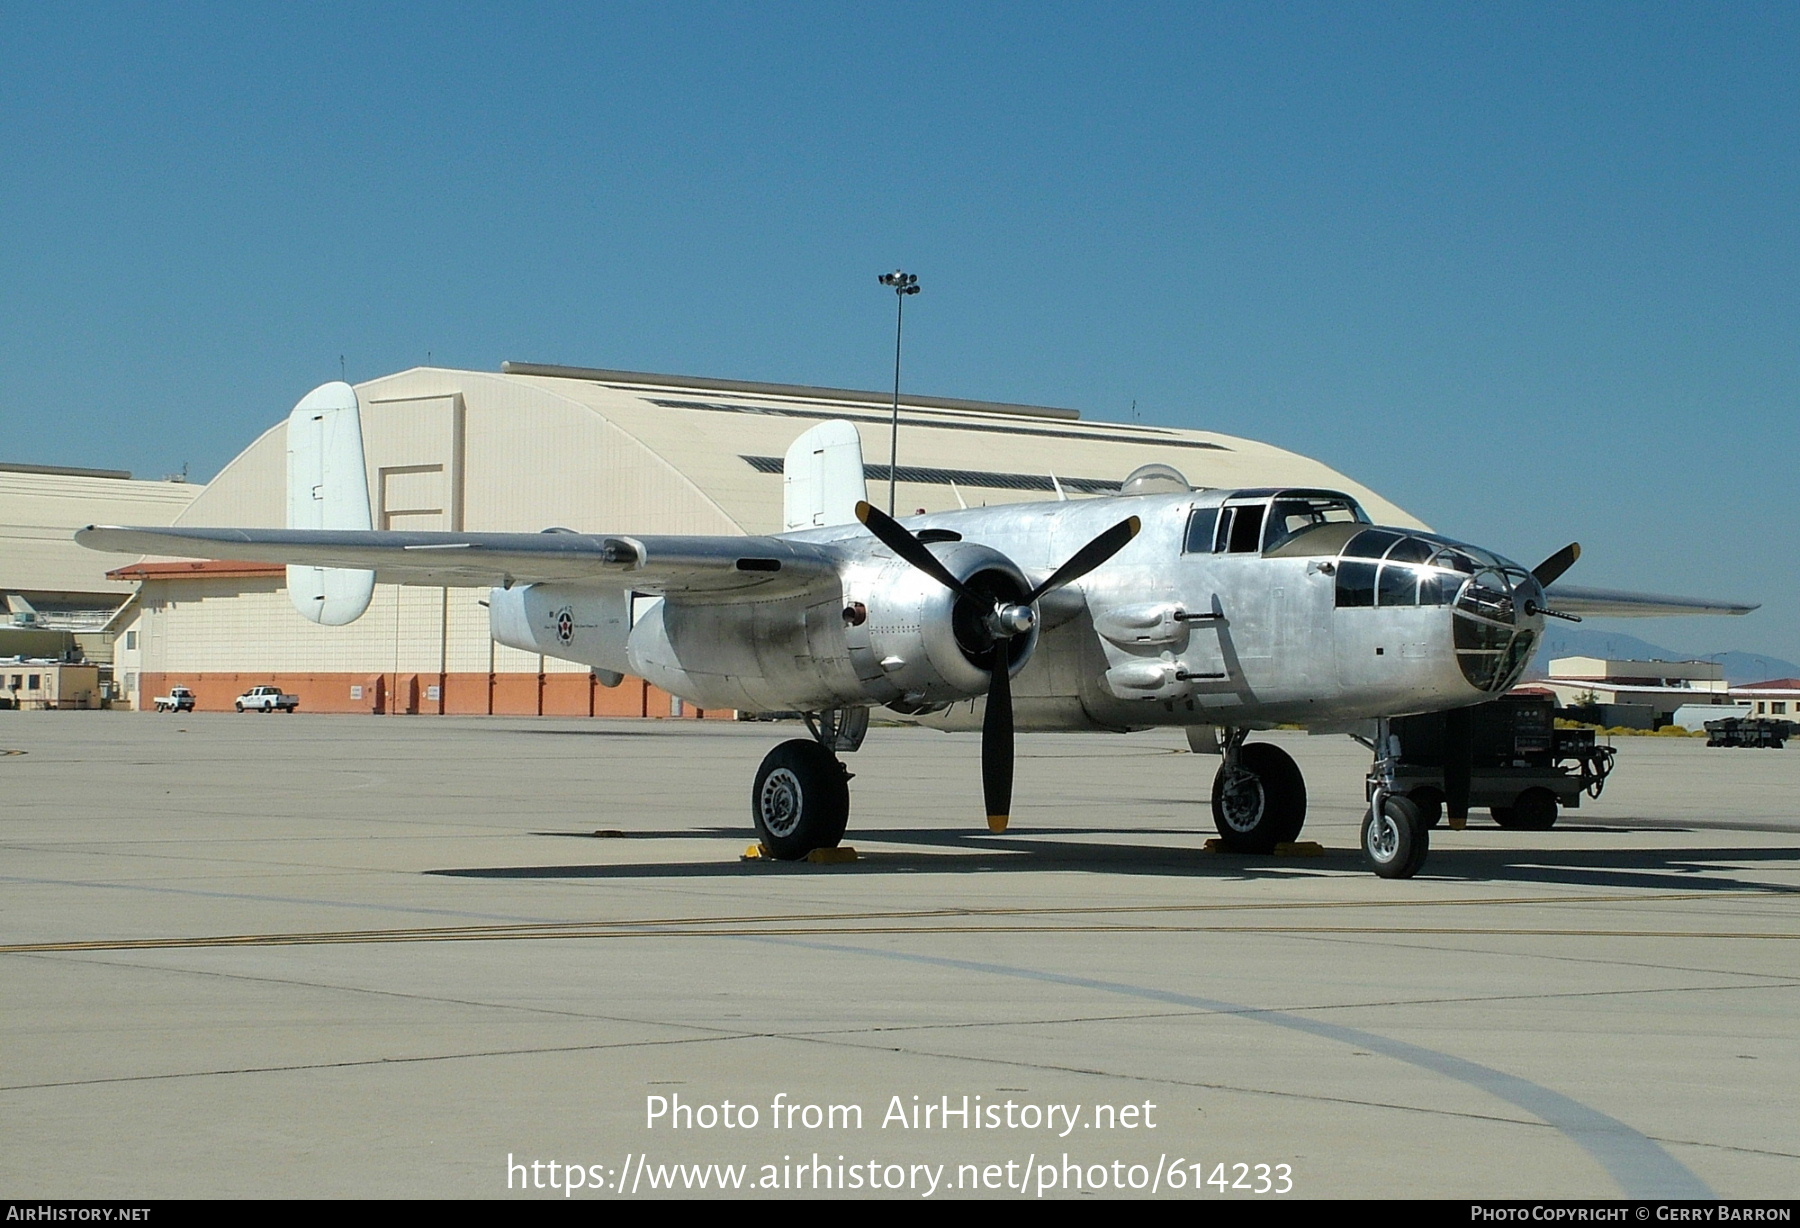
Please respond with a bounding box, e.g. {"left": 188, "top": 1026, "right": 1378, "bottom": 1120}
{"left": 1, "top": 661, "right": 101, "bottom": 710}
{"left": 1733, "top": 679, "right": 1800, "bottom": 719}
{"left": 1540, "top": 656, "right": 1731, "bottom": 726}
{"left": 1, "top": 461, "right": 204, "bottom": 688}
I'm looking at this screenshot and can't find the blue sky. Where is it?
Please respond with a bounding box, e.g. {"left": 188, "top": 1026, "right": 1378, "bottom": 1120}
{"left": 2, "top": 3, "right": 1794, "bottom": 661}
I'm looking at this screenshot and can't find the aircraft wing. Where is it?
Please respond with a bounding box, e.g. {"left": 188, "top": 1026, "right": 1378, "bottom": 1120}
{"left": 1543, "top": 584, "right": 1759, "bottom": 618}
{"left": 76, "top": 525, "right": 844, "bottom": 598}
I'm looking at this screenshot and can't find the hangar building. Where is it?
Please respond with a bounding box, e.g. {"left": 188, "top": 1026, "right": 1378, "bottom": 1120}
{"left": 1, "top": 462, "right": 202, "bottom": 692}
{"left": 102, "top": 362, "right": 1425, "bottom": 716}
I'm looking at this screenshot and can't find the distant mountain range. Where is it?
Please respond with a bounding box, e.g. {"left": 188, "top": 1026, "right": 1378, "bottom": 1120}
{"left": 1528, "top": 627, "right": 1798, "bottom": 685}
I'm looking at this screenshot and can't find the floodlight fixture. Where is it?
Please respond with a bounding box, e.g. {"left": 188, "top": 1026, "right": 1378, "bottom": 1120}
{"left": 878, "top": 269, "right": 921, "bottom": 514}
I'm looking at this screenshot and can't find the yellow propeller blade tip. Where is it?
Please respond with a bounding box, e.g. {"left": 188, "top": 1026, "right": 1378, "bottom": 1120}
{"left": 987, "top": 814, "right": 1009, "bottom": 833}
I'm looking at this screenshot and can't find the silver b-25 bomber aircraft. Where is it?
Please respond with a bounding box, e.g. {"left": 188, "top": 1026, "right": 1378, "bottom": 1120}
{"left": 78, "top": 382, "right": 1755, "bottom": 878}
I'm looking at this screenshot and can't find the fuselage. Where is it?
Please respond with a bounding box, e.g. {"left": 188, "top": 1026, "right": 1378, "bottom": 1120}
{"left": 493, "top": 487, "right": 1545, "bottom": 731}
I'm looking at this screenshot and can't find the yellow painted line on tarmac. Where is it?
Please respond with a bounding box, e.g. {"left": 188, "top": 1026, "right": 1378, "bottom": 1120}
{"left": 3, "top": 926, "right": 1797, "bottom": 954}
{"left": 4, "top": 900, "right": 1796, "bottom": 955}
{"left": 0, "top": 888, "right": 1748, "bottom": 955}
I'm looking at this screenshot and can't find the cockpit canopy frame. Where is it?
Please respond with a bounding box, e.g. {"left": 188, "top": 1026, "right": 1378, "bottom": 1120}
{"left": 1182, "top": 489, "right": 1371, "bottom": 558}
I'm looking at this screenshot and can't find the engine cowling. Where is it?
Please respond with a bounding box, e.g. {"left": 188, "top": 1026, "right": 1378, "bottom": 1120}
{"left": 840, "top": 541, "right": 1040, "bottom": 712}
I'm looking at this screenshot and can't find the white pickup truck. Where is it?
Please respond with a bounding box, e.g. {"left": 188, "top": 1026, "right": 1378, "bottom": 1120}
{"left": 235, "top": 685, "right": 299, "bottom": 713}
{"left": 154, "top": 686, "right": 196, "bottom": 713}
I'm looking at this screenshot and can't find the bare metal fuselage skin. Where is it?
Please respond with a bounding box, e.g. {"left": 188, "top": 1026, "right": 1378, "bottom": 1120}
{"left": 492, "top": 489, "right": 1543, "bottom": 733}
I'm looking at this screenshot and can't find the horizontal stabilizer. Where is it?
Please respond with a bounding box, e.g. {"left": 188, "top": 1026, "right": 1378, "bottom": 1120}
{"left": 1543, "top": 584, "right": 1758, "bottom": 618}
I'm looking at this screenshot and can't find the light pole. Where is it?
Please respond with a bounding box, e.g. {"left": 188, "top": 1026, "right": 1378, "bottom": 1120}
{"left": 878, "top": 270, "right": 920, "bottom": 515}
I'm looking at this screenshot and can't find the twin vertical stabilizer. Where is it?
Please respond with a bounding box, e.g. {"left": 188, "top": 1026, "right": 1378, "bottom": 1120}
{"left": 285, "top": 382, "right": 376, "bottom": 625}
{"left": 783, "top": 419, "right": 867, "bottom": 531}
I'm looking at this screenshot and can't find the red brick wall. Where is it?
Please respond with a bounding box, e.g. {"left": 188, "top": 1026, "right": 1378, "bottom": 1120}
{"left": 137, "top": 672, "right": 730, "bottom": 719}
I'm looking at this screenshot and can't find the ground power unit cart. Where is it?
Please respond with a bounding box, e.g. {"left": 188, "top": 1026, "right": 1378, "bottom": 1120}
{"left": 1379, "top": 695, "right": 1615, "bottom": 831}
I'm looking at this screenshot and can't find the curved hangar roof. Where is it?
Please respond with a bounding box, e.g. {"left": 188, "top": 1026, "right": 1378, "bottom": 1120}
{"left": 2, "top": 463, "right": 203, "bottom": 597}
{"left": 176, "top": 362, "right": 1426, "bottom": 538}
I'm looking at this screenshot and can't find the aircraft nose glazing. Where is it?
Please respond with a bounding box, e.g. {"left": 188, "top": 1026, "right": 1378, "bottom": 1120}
{"left": 1333, "top": 526, "right": 1543, "bottom": 696}
{"left": 1449, "top": 551, "right": 1542, "bottom": 694}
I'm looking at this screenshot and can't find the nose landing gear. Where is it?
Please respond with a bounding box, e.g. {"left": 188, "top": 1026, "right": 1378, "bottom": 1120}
{"left": 1363, "top": 718, "right": 1430, "bottom": 878}
{"left": 1362, "top": 794, "right": 1429, "bottom": 878}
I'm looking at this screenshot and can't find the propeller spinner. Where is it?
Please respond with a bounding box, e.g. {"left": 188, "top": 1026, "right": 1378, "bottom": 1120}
{"left": 856, "top": 502, "right": 1141, "bottom": 833}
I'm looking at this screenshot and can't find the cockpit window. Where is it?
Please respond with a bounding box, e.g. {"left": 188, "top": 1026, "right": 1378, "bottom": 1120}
{"left": 1377, "top": 562, "right": 1419, "bottom": 607}
{"left": 1226, "top": 503, "right": 1265, "bottom": 553}
{"left": 1182, "top": 508, "right": 1218, "bottom": 555}
{"left": 1187, "top": 492, "right": 1371, "bottom": 557}
{"left": 1384, "top": 537, "right": 1434, "bottom": 565}
{"left": 1262, "top": 495, "right": 1369, "bottom": 552}
{"left": 1340, "top": 533, "right": 1532, "bottom": 612}
{"left": 1337, "top": 560, "right": 1378, "bottom": 607}
{"left": 1431, "top": 547, "right": 1474, "bottom": 575}
{"left": 1342, "top": 529, "right": 1403, "bottom": 560}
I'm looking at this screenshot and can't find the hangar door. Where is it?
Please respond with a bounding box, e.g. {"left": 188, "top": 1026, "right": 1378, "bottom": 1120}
{"left": 363, "top": 393, "right": 466, "bottom": 531}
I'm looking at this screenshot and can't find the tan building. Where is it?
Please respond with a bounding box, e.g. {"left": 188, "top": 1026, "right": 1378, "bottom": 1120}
{"left": 1540, "top": 656, "right": 1731, "bottom": 726}
{"left": 108, "top": 362, "right": 1428, "bottom": 716}
{"left": 1733, "top": 679, "right": 1800, "bottom": 719}
{"left": 1, "top": 661, "right": 101, "bottom": 710}
{"left": 1, "top": 462, "right": 204, "bottom": 690}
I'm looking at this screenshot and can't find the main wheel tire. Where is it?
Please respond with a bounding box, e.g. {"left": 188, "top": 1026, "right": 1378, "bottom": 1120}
{"left": 1494, "top": 787, "right": 1558, "bottom": 830}
{"left": 235, "top": 703, "right": 244, "bottom": 712}
{"left": 751, "top": 739, "right": 850, "bottom": 861}
{"left": 1362, "top": 795, "right": 1429, "bottom": 879}
{"left": 1211, "top": 742, "right": 1307, "bottom": 853}
{"left": 1409, "top": 787, "right": 1445, "bottom": 829}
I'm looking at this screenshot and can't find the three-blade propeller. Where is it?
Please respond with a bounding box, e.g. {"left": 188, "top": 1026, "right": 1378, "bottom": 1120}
{"left": 856, "top": 502, "right": 1140, "bottom": 833}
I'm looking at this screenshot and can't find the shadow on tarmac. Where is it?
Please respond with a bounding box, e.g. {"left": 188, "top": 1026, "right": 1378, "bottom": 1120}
{"left": 433, "top": 825, "right": 1800, "bottom": 894}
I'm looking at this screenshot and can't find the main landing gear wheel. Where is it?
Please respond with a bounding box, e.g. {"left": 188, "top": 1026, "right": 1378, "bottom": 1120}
{"left": 1492, "top": 787, "right": 1558, "bottom": 831}
{"left": 751, "top": 739, "right": 850, "bottom": 861}
{"left": 1211, "top": 742, "right": 1307, "bottom": 853}
{"left": 1363, "top": 795, "right": 1429, "bottom": 879}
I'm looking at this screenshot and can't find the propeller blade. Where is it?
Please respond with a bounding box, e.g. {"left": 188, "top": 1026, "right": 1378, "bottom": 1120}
{"left": 982, "top": 652, "right": 1014, "bottom": 833}
{"left": 855, "top": 502, "right": 1130, "bottom": 837}
{"left": 1027, "top": 516, "right": 1142, "bottom": 601}
{"left": 1532, "top": 542, "right": 1581, "bottom": 588}
{"left": 855, "top": 501, "right": 976, "bottom": 602}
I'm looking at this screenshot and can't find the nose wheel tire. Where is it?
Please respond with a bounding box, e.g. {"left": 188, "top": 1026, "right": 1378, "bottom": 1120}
{"left": 752, "top": 739, "right": 850, "bottom": 861}
{"left": 1211, "top": 742, "right": 1307, "bottom": 853}
{"left": 1363, "top": 795, "right": 1429, "bottom": 878}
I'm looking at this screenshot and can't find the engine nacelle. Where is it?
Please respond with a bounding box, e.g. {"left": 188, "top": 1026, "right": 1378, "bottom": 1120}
{"left": 489, "top": 584, "right": 631, "bottom": 681}
{"left": 492, "top": 543, "right": 1042, "bottom": 715}
{"left": 839, "top": 541, "right": 1039, "bottom": 711}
